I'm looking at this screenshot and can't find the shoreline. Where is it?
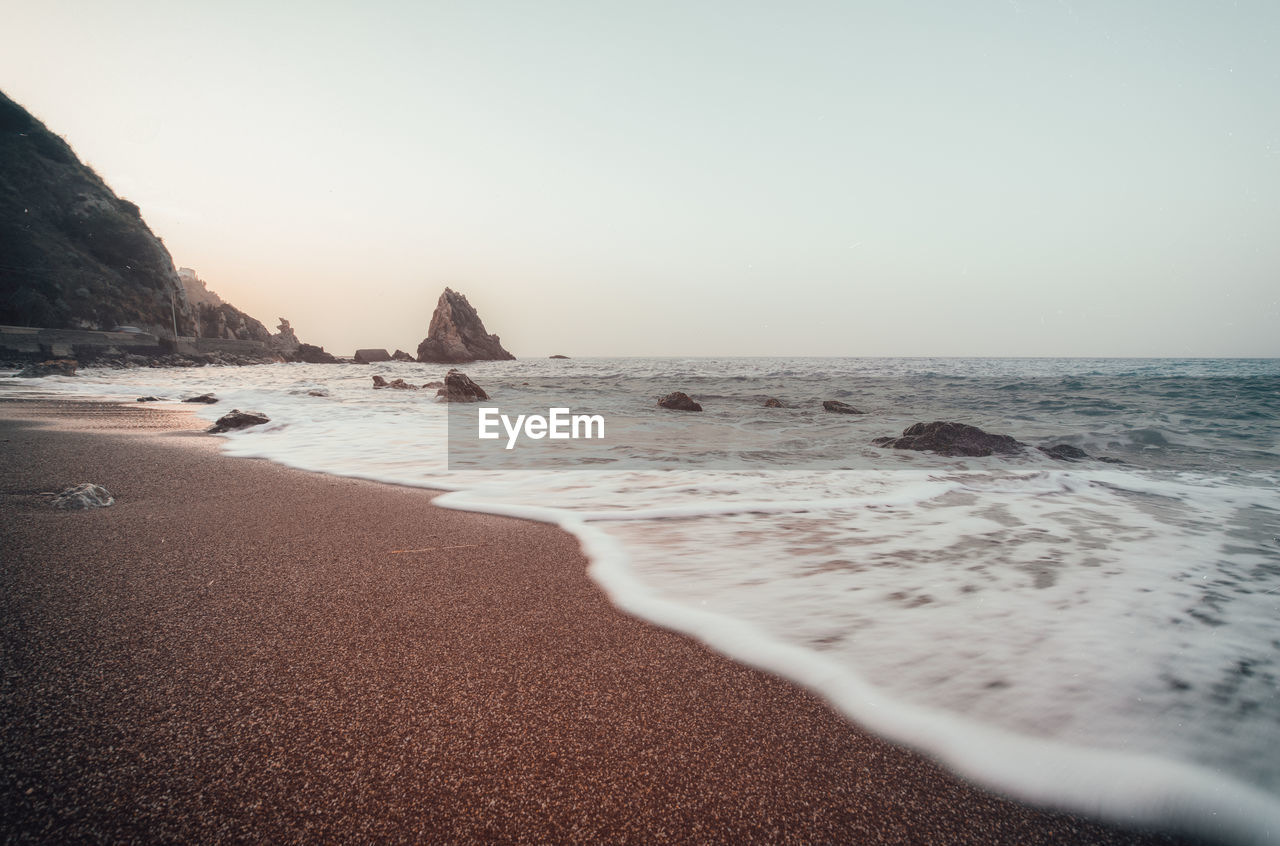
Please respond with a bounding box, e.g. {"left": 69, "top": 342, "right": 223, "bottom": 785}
{"left": 0, "top": 399, "right": 1197, "bottom": 843}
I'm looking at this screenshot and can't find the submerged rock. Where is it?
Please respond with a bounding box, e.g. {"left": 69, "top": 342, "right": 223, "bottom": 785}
{"left": 208, "top": 409, "right": 270, "bottom": 434}
{"left": 417, "top": 288, "right": 515, "bottom": 363}
{"left": 15, "top": 359, "right": 77, "bottom": 378}
{"left": 823, "top": 400, "right": 862, "bottom": 414}
{"left": 136, "top": 396, "right": 162, "bottom": 402}
{"left": 763, "top": 398, "right": 784, "bottom": 408}
{"left": 422, "top": 380, "right": 444, "bottom": 389}
{"left": 373, "top": 375, "right": 419, "bottom": 390}
{"left": 52, "top": 483, "right": 114, "bottom": 509}
{"left": 1039, "top": 444, "right": 1090, "bottom": 461}
{"left": 873, "top": 421, "right": 1025, "bottom": 457}
{"left": 435, "top": 369, "right": 489, "bottom": 402}
{"left": 182, "top": 393, "right": 218, "bottom": 404}
{"left": 549, "top": 354, "right": 570, "bottom": 359}
{"left": 658, "top": 392, "right": 702, "bottom": 412}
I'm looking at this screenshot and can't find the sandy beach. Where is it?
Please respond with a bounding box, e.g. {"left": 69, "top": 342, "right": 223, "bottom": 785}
{"left": 0, "top": 399, "right": 1196, "bottom": 844}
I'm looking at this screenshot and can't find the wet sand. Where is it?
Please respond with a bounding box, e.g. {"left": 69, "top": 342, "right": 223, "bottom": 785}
{"left": 0, "top": 400, "right": 1196, "bottom": 843}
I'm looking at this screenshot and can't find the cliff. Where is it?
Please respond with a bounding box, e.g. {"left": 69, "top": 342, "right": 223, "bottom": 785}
{"left": 177, "top": 267, "right": 271, "bottom": 342}
{"left": 416, "top": 288, "right": 515, "bottom": 363}
{"left": 0, "top": 90, "right": 203, "bottom": 335}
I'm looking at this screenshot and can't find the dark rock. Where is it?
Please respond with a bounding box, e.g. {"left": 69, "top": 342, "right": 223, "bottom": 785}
{"left": 51, "top": 483, "right": 114, "bottom": 509}
{"left": 658, "top": 392, "right": 702, "bottom": 412}
{"left": 354, "top": 348, "right": 391, "bottom": 364}
{"left": 306, "top": 389, "right": 328, "bottom": 397}
{"left": 136, "top": 396, "right": 162, "bottom": 402}
{"left": 373, "top": 377, "right": 417, "bottom": 390}
{"left": 417, "top": 288, "right": 515, "bottom": 363}
{"left": 435, "top": 369, "right": 489, "bottom": 402}
{"left": 182, "top": 393, "right": 218, "bottom": 404}
{"left": 289, "top": 343, "right": 340, "bottom": 364}
{"left": 549, "top": 354, "right": 570, "bottom": 359}
{"left": 873, "top": 421, "right": 1026, "bottom": 457}
{"left": 763, "top": 398, "right": 784, "bottom": 408}
{"left": 422, "top": 380, "right": 444, "bottom": 389}
{"left": 1040, "top": 444, "right": 1090, "bottom": 461}
{"left": 391, "top": 349, "right": 415, "bottom": 362}
{"left": 208, "top": 409, "right": 270, "bottom": 434}
{"left": 372, "top": 375, "right": 388, "bottom": 387}
{"left": 14, "top": 359, "right": 77, "bottom": 378}
{"left": 823, "top": 400, "right": 863, "bottom": 414}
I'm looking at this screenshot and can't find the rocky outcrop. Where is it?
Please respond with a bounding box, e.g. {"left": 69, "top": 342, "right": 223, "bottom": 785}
{"left": 823, "top": 400, "right": 862, "bottom": 414}
{"left": 391, "top": 349, "right": 415, "bottom": 362}
{"left": 549, "top": 354, "right": 570, "bottom": 359}
{"left": 416, "top": 288, "right": 515, "bottom": 363}
{"left": 208, "top": 409, "right": 270, "bottom": 434}
{"left": 354, "top": 348, "right": 391, "bottom": 364}
{"left": 287, "top": 343, "right": 339, "bottom": 364}
{"left": 14, "top": 358, "right": 76, "bottom": 377}
{"left": 658, "top": 392, "right": 702, "bottom": 412}
{"left": 177, "top": 268, "right": 271, "bottom": 342}
{"left": 873, "top": 422, "right": 1025, "bottom": 457}
{"left": 269, "top": 318, "right": 301, "bottom": 354}
{"left": 435, "top": 369, "right": 489, "bottom": 402}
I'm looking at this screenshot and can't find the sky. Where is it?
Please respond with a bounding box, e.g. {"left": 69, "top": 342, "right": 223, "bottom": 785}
{"left": 2, "top": 0, "right": 1278, "bottom": 357}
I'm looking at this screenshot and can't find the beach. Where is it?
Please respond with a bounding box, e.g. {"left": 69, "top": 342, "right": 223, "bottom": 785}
{"left": 0, "top": 399, "right": 1196, "bottom": 844}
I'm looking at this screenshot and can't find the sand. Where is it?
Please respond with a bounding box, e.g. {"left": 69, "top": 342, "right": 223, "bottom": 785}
{"left": 0, "top": 399, "right": 1196, "bottom": 844}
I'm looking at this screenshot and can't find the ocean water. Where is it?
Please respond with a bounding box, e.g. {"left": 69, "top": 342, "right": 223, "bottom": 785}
{"left": 5, "top": 356, "right": 1279, "bottom": 843}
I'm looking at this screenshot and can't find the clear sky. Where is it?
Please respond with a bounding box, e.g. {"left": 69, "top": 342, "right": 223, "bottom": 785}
{"left": 3, "top": 1, "right": 1278, "bottom": 357}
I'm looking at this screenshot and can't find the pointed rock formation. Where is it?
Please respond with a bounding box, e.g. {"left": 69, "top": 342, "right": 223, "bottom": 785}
{"left": 416, "top": 288, "right": 515, "bottom": 363}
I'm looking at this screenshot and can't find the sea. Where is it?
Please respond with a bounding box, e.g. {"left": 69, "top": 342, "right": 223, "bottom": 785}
{"left": 5, "top": 356, "right": 1279, "bottom": 843}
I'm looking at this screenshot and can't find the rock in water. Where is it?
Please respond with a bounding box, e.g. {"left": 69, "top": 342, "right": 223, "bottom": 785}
{"left": 658, "top": 392, "right": 702, "bottom": 412}
{"left": 208, "top": 409, "right": 270, "bottom": 433}
{"left": 14, "top": 359, "right": 77, "bottom": 378}
{"left": 1040, "top": 444, "right": 1090, "bottom": 461}
{"left": 416, "top": 288, "right": 515, "bottom": 363}
{"left": 183, "top": 393, "right": 218, "bottom": 404}
{"left": 52, "top": 483, "right": 114, "bottom": 509}
{"left": 435, "top": 369, "right": 489, "bottom": 402}
{"left": 873, "top": 421, "right": 1025, "bottom": 457}
{"left": 823, "top": 400, "right": 862, "bottom": 414}
{"left": 289, "top": 343, "right": 339, "bottom": 364}
{"left": 354, "top": 348, "right": 391, "bottom": 364}
{"left": 763, "top": 398, "right": 784, "bottom": 408}
{"left": 549, "top": 354, "right": 570, "bottom": 359}
{"left": 391, "top": 349, "right": 415, "bottom": 362}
